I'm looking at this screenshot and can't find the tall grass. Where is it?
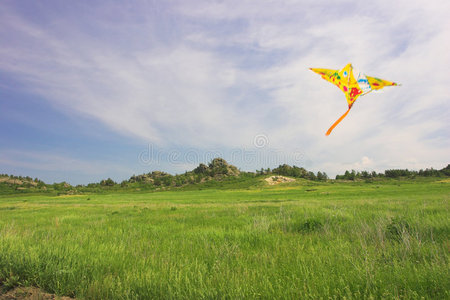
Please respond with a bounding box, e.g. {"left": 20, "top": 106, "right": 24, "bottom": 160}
{"left": 0, "top": 179, "right": 448, "bottom": 299}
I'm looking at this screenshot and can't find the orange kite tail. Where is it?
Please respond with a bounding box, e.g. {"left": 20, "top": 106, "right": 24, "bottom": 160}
{"left": 325, "top": 107, "right": 351, "bottom": 136}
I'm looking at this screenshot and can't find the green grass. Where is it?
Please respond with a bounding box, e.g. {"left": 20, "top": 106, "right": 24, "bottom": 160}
{"left": 0, "top": 178, "right": 449, "bottom": 299}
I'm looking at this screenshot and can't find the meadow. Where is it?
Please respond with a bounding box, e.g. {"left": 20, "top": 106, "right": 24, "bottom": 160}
{"left": 0, "top": 178, "right": 449, "bottom": 299}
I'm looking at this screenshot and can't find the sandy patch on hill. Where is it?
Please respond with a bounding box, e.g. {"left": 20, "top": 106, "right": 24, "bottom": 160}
{"left": 264, "top": 176, "right": 296, "bottom": 185}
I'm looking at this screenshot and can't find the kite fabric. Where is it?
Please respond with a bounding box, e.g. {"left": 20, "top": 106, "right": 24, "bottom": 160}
{"left": 310, "top": 63, "right": 399, "bottom": 136}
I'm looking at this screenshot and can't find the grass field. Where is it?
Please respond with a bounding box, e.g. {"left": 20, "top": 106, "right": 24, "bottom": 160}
{"left": 0, "top": 178, "right": 449, "bottom": 299}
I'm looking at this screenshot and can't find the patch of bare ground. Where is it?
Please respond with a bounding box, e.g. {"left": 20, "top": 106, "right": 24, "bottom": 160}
{"left": 0, "top": 287, "right": 74, "bottom": 300}
{"left": 264, "top": 176, "right": 296, "bottom": 185}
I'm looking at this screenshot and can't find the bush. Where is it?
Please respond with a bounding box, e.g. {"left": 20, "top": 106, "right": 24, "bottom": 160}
{"left": 100, "top": 178, "right": 116, "bottom": 186}
{"left": 300, "top": 218, "right": 323, "bottom": 232}
{"left": 386, "top": 218, "right": 411, "bottom": 241}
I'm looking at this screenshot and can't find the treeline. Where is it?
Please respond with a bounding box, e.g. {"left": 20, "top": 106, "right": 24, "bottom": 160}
{"left": 1, "top": 161, "right": 449, "bottom": 195}
{"left": 335, "top": 164, "right": 450, "bottom": 180}
{"left": 267, "top": 164, "right": 329, "bottom": 181}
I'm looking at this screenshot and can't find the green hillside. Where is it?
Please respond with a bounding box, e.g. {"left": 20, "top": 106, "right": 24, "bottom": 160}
{"left": 1, "top": 160, "right": 449, "bottom": 195}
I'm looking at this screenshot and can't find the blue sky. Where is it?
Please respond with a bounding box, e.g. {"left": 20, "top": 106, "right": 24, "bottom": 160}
{"left": 1, "top": 0, "right": 449, "bottom": 184}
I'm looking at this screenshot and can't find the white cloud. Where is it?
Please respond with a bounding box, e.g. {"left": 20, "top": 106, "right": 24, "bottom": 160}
{"left": 0, "top": 0, "right": 449, "bottom": 179}
{"left": 0, "top": 5, "right": 261, "bottom": 148}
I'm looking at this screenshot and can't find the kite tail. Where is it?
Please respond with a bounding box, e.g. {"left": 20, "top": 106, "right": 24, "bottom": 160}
{"left": 325, "top": 108, "right": 351, "bottom": 136}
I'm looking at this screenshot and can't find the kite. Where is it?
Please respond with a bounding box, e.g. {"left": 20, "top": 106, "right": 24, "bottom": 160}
{"left": 310, "top": 63, "right": 399, "bottom": 136}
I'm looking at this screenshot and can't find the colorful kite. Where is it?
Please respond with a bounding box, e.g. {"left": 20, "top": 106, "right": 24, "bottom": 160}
{"left": 310, "top": 63, "right": 399, "bottom": 135}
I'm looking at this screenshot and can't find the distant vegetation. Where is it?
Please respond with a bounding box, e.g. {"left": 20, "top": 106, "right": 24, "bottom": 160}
{"left": 0, "top": 174, "right": 47, "bottom": 194}
{"left": 335, "top": 164, "right": 450, "bottom": 180}
{"left": 271, "top": 164, "right": 328, "bottom": 181}
{"left": 1, "top": 159, "right": 449, "bottom": 195}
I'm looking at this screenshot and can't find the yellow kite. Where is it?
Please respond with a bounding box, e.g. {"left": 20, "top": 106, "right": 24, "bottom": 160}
{"left": 310, "top": 63, "right": 399, "bottom": 135}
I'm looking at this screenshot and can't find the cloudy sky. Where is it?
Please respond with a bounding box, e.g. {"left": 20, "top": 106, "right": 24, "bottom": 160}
{"left": 1, "top": 0, "right": 449, "bottom": 184}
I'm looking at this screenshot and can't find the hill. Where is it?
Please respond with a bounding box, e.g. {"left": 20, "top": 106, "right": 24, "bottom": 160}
{"left": 0, "top": 174, "right": 47, "bottom": 194}
{"left": 127, "top": 157, "right": 241, "bottom": 186}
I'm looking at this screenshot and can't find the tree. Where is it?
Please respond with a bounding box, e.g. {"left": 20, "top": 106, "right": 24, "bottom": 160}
{"left": 120, "top": 180, "right": 128, "bottom": 187}
{"left": 194, "top": 163, "right": 209, "bottom": 175}
{"left": 307, "top": 171, "right": 317, "bottom": 181}
{"left": 100, "top": 178, "right": 116, "bottom": 186}
{"left": 175, "top": 177, "right": 183, "bottom": 187}
{"left": 317, "top": 171, "right": 326, "bottom": 181}
{"left": 153, "top": 178, "right": 162, "bottom": 186}
{"left": 440, "top": 164, "right": 450, "bottom": 176}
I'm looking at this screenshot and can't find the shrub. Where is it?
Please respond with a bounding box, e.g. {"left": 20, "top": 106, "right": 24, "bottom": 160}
{"left": 386, "top": 218, "right": 411, "bottom": 241}
{"left": 300, "top": 218, "right": 323, "bottom": 232}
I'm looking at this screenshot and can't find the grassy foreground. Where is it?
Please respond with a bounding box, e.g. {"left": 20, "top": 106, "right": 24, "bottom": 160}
{"left": 0, "top": 178, "right": 449, "bottom": 299}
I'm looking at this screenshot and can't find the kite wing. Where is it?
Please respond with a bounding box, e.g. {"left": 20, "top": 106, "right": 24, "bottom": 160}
{"left": 310, "top": 63, "right": 399, "bottom": 135}
{"left": 310, "top": 63, "right": 363, "bottom": 108}
{"left": 366, "top": 76, "right": 398, "bottom": 90}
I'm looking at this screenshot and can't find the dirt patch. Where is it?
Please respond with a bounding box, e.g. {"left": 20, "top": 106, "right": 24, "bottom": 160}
{"left": 0, "top": 287, "right": 74, "bottom": 300}
{"left": 264, "top": 176, "right": 296, "bottom": 185}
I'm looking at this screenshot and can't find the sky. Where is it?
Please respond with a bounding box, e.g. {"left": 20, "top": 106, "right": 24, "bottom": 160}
{"left": 1, "top": 0, "right": 449, "bottom": 185}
